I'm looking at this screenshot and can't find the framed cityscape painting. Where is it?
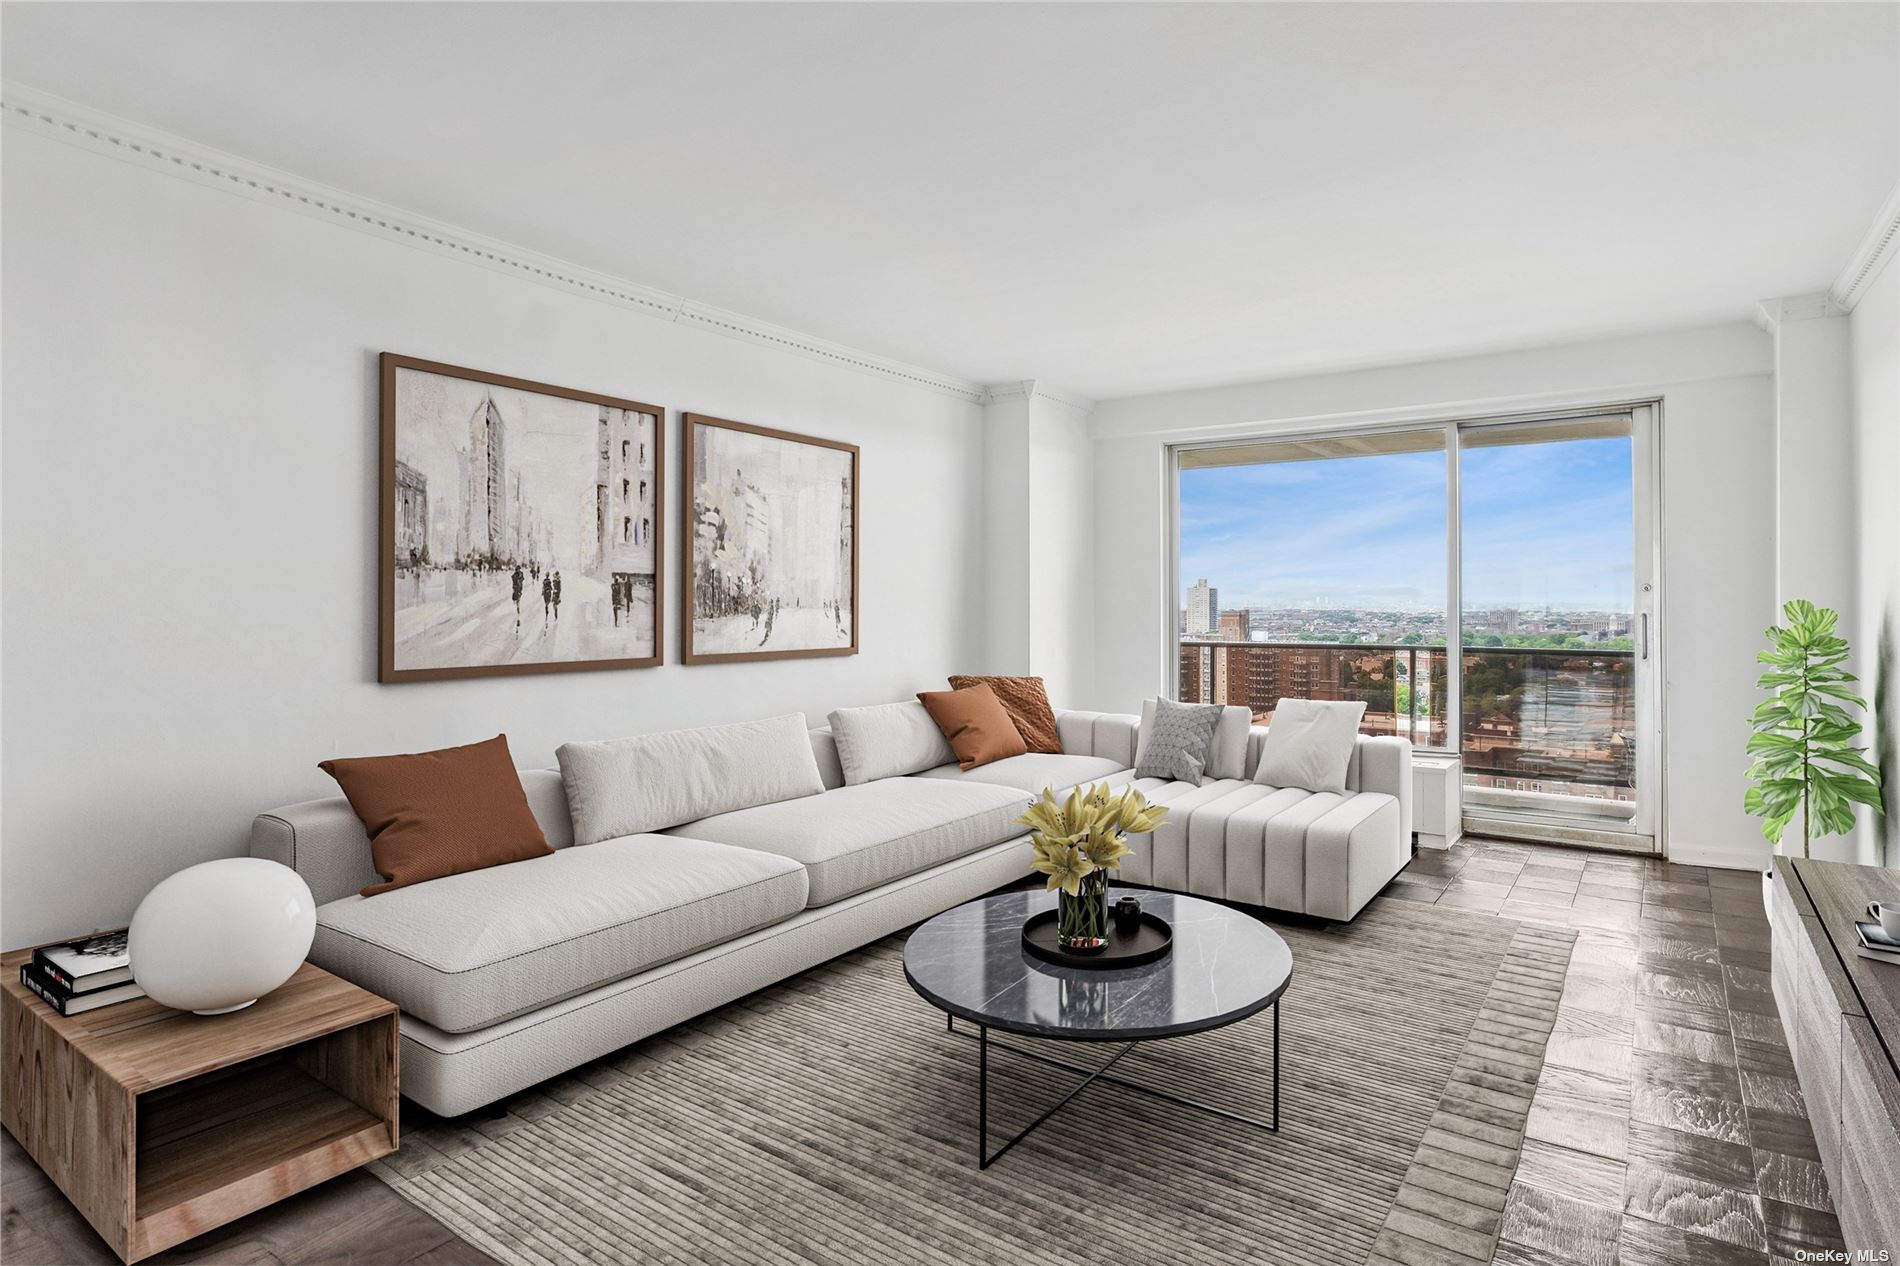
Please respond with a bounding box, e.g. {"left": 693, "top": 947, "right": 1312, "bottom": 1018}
{"left": 379, "top": 353, "right": 664, "bottom": 681}
{"left": 682, "top": 413, "right": 858, "bottom": 664}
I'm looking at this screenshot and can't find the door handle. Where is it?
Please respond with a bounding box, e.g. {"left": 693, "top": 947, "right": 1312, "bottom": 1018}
{"left": 1640, "top": 613, "right": 1649, "bottom": 661}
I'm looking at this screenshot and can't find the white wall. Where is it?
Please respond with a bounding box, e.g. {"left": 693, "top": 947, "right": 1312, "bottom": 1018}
{"left": 1850, "top": 255, "right": 1900, "bottom": 867}
{"left": 1769, "top": 306, "right": 1857, "bottom": 633}
{"left": 0, "top": 130, "right": 988, "bottom": 949}
{"left": 975, "top": 384, "right": 1096, "bottom": 707}
{"left": 1085, "top": 323, "right": 1778, "bottom": 870}
{"left": 980, "top": 391, "right": 1034, "bottom": 674}
{"left": 1025, "top": 394, "right": 1095, "bottom": 707}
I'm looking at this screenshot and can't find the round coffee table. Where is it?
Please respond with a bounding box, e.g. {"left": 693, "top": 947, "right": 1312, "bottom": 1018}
{"left": 903, "top": 887, "right": 1293, "bottom": 1168}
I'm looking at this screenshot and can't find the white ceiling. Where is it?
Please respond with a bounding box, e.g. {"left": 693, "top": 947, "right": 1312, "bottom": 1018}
{"left": 4, "top": 2, "right": 1896, "bottom": 400}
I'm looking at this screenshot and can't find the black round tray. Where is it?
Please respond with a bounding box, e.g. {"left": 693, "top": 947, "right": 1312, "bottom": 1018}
{"left": 1021, "top": 909, "right": 1173, "bottom": 969}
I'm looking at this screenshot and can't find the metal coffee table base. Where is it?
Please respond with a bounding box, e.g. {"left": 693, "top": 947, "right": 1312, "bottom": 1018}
{"left": 945, "top": 1002, "right": 1280, "bottom": 1169}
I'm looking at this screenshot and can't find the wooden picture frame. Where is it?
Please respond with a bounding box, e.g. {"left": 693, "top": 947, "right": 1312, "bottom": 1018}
{"left": 682, "top": 412, "right": 859, "bottom": 664}
{"left": 379, "top": 353, "right": 665, "bottom": 682}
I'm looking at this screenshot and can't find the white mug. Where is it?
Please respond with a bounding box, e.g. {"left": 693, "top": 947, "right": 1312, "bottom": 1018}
{"left": 1876, "top": 901, "right": 1900, "bottom": 941}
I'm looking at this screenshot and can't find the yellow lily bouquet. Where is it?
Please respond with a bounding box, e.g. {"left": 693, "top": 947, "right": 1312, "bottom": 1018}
{"left": 1016, "top": 783, "right": 1168, "bottom": 949}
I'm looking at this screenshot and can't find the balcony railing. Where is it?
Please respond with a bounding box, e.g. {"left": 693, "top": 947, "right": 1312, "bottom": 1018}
{"left": 1179, "top": 639, "right": 1635, "bottom": 801}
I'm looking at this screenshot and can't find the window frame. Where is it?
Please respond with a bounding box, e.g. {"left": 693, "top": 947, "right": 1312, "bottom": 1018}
{"left": 1165, "top": 399, "right": 1660, "bottom": 772}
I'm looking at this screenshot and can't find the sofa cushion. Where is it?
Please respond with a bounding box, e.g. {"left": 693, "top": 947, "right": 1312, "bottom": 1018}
{"left": 911, "top": 753, "right": 1129, "bottom": 796}
{"left": 310, "top": 835, "right": 807, "bottom": 1033}
{"left": 807, "top": 727, "right": 846, "bottom": 790}
{"left": 828, "top": 701, "right": 956, "bottom": 784}
{"left": 1114, "top": 777, "right": 1255, "bottom": 889}
{"left": 1224, "top": 788, "right": 1340, "bottom": 910}
{"left": 1304, "top": 791, "right": 1403, "bottom": 921}
{"left": 557, "top": 713, "right": 824, "bottom": 843}
{"left": 668, "top": 778, "right": 1028, "bottom": 906}
{"left": 1054, "top": 710, "right": 1139, "bottom": 767}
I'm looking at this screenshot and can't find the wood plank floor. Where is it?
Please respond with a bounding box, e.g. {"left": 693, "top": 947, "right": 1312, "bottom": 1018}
{"left": 1391, "top": 838, "right": 1847, "bottom": 1266}
{"left": 3, "top": 838, "right": 1843, "bottom": 1265}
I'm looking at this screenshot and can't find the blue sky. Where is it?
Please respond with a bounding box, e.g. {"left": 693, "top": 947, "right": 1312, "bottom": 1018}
{"left": 1179, "top": 437, "right": 1633, "bottom": 611}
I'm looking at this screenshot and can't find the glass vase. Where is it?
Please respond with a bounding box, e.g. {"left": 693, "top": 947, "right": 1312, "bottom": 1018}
{"left": 1058, "top": 870, "right": 1110, "bottom": 951}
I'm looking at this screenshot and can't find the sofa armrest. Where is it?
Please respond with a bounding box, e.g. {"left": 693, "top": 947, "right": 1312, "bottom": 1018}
{"left": 1355, "top": 736, "right": 1413, "bottom": 844}
{"left": 250, "top": 799, "right": 385, "bottom": 908}
{"left": 1053, "top": 709, "right": 1140, "bottom": 768}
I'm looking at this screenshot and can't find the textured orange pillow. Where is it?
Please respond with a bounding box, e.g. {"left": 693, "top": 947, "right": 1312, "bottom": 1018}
{"left": 948, "top": 675, "right": 1062, "bottom": 753}
{"left": 918, "top": 685, "right": 1030, "bottom": 770}
{"left": 320, "top": 734, "right": 553, "bottom": 896}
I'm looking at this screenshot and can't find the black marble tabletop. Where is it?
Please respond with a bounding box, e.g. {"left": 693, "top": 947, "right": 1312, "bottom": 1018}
{"left": 902, "top": 888, "right": 1292, "bottom": 1041}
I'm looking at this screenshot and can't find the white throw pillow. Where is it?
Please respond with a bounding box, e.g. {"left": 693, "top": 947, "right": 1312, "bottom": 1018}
{"left": 557, "top": 713, "right": 824, "bottom": 843}
{"left": 1252, "top": 699, "right": 1367, "bottom": 793}
{"left": 828, "top": 701, "right": 957, "bottom": 785}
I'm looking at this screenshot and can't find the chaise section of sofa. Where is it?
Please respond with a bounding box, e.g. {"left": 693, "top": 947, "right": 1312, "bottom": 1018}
{"left": 1053, "top": 707, "right": 1413, "bottom": 922}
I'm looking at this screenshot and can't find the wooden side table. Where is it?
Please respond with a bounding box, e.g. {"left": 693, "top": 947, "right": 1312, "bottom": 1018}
{"left": 1, "top": 948, "right": 398, "bottom": 1263}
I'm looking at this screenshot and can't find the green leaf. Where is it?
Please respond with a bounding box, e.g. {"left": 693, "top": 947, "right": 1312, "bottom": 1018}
{"left": 1810, "top": 681, "right": 1870, "bottom": 707}
{"left": 1813, "top": 749, "right": 1881, "bottom": 779}
{"left": 1760, "top": 807, "right": 1794, "bottom": 844}
{"left": 1750, "top": 701, "right": 1796, "bottom": 727}
{"left": 1838, "top": 779, "right": 1887, "bottom": 810}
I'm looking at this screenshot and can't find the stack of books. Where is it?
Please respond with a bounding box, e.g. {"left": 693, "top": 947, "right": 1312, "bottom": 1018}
{"left": 19, "top": 932, "right": 146, "bottom": 1015}
{"left": 1855, "top": 905, "right": 1900, "bottom": 966}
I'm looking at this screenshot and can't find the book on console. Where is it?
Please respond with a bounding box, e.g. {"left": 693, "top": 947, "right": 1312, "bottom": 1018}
{"left": 1853, "top": 919, "right": 1900, "bottom": 967}
{"left": 19, "top": 962, "right": 146, "bottom": 1015}
{"left": 33, "top": 931, "right": 133, "bottom": 991}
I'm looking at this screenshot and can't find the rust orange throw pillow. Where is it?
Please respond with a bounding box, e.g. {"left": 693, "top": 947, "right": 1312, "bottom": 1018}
{"left": 320, "top": 734, "right": 553, "bottom": 896}
{"left": 918, "top": 685, "right": 1030, "bottom": 770}
{"left": 947, "top": 675, "right": 1062, "bottom": 753}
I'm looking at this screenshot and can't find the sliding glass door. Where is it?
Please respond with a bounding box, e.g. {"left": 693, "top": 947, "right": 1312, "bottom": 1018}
{"left": 1172, "top": 403, "right": 1660, "bottom": 850}
{"left": 1456, "top": 410, "right": 1658, "bottom": 845}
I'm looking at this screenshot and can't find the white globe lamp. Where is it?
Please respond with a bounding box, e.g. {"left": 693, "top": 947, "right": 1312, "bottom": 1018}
{"left": 130, "top": 858, "right": 317, "bottom": 1015}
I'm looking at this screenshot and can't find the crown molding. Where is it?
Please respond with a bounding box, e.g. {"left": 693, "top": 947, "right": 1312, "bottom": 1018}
{"left": 979, "top": 379, "right": 1095, "bottom": 413}
{"left": 0, "top": 84, "right": 988, "bottom": 404}
{"left": 1755, "top": 290, "right": 1844, "bottom": 331}
{"left": 1829, "top": 177, "right": 1900, "bottom": 312}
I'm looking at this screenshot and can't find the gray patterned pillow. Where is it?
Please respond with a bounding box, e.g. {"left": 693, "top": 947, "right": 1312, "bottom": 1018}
{"left": 1134, "top": 698, "right": 1224, "bottom": 782}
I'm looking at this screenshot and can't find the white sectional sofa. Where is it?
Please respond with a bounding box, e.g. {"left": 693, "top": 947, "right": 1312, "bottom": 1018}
{"left": 251, "top": 701, "right": 1410, "bottom": 1115}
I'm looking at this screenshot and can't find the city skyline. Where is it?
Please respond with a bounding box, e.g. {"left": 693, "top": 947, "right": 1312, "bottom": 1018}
{"left": 1179, "top": 437, "right": 1634, "bottom": 612}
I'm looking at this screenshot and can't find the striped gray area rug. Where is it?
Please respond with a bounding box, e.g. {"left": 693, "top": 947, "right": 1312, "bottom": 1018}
{"left": 377, "top": 895, "right": 1573, "bottom": 1266}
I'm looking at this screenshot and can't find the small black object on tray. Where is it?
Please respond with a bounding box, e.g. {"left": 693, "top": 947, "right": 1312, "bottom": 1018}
{"left": 1022, "top": 908, "right": 1173, "bottom": 969}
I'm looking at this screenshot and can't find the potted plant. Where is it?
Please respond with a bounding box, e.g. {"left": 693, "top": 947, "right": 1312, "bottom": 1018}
{"left": 1018, "top": 783, "right": 1167, "bottom": 951}
{"left": 1744, "top": 599, "right": 1885, "bottom": 907}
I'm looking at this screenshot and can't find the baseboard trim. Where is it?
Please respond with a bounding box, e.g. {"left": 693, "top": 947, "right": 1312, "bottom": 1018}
{"left": 1462, "top": 814, "right": 1655, "bottom": 855}
{"left": 1663, "top": 840, "right": 1768, "bottom": 873}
